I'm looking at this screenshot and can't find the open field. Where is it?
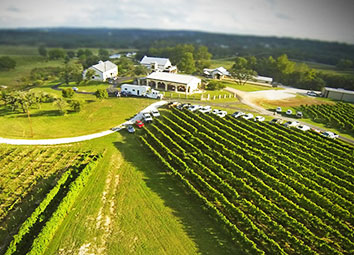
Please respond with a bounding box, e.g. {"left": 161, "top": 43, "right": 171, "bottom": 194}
{"left": 0, "top": 88, "right": 153, "bottom": 139}
{"left": 220, "top": 80, "right": 282, "bottom": 92}
{"left": 294, "top": 60, "right": 354, "bottom": 77}
{"left": 141, "top": 108, "right": 354, "bottom": 254}
{"left": 210, "top": 58, "right": 235, "bottom": 70}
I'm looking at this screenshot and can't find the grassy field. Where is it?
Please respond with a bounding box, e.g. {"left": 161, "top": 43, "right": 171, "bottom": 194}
{"left": 41, "top": 133, "right": 241, "bottom": 255}
{"left": 220, "top": 80, "right": 281, "bottom": 92}
{"left": 210, "top": 58, "right": 235, "bottom": 70}
{"left": 0, "top": 46, "right": 64, "bottom": 89}
{"left": 294, "top": 60, "right": 354, "bottom": 77}
{"left": 0, "top": 88, "right": 153, "bottom": 138}
{"left": 59, "top": 81, "right": 110, "bottom": 93}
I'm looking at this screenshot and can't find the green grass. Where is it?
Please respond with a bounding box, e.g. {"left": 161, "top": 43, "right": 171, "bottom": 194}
{"left": 0, "top": 92, "right": 153, "bottom": 139}
{"left": 294, "top": 60, "right": 354, "bottom": 77}
{"left": 43, "top": 133, "right": 241, "bottom": 255}
{"left": 220, "top": 80, "right": 282, "bottom": 92}
{"left": 210, "top": 59, "right": 235, "bottom": 70}
{"left": 59, "top": 81, "right": 110, "bottom": 93}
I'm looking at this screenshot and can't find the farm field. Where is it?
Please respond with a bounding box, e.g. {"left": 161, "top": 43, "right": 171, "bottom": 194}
{"left": 0, "top": 146, "right": 101, "bottom": 254}
{"left": 141, "top": 107, "right": 354, "bottom": 254}
{"left": 299, "top": 102, "right": 354, "bottom": 136}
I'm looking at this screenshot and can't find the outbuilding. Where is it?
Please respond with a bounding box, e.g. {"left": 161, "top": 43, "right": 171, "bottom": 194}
{"left": 82, "top": 60, "right": 118, "bottom": 82}
{"left": 322, "top": 87, "right": 354, "bottom": 103}
{"left": 203, "top": 67, "right": 230, "bottom": 79}
{"left": 140, "top": 56, "right": 177, "bottom": 73}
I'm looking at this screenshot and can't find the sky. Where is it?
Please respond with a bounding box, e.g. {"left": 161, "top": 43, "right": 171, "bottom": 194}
{"left": 0, "top": 0, "right": 353, "bottom": 44}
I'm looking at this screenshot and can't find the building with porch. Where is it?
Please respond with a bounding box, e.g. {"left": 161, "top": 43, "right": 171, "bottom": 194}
{"left": 203, "top": 67, "right": 230, "bottom": 79}
{"left": 82, "top": 60, "right": 118, "bottom": 82}
{"left": 140, "top": 56, "right": 177, "bottom": 73}
{"left": 140, "top": 72, "right": 201, "bottom": 94}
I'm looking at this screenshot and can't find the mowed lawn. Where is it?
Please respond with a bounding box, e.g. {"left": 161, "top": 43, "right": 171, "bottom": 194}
{"left": 0, "top": 94, "right": 153, "bottom": 139}
{"left": 45, "top": 133, "right": 240, "bottom": 255}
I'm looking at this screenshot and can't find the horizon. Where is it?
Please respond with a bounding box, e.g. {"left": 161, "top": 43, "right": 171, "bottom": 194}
{"left": 0, "top": 0, "right": 353, "bottom": 44}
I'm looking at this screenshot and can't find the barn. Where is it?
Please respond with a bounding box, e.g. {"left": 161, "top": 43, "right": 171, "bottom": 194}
{"left": 322, "top": 87, "right": 354, "bottom": 103}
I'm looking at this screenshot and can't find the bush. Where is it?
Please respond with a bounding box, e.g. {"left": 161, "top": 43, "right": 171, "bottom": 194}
{"left": 206, "top": 80, "right": 226, "bottom": 90}
{"left": 62, "top": 88, "right": 74, "bottom": 98}
{"left": 70, "top": 100, "right": 83, "bottom": 112}
{"left": 0, "top": 56, "right": 16, "bottom": 70}
{"left": 95, "top": 88, "right": 108, "bottom": 100}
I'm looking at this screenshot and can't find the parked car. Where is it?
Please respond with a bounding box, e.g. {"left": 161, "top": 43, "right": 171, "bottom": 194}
{"left": 242, "top": 113, "right": 254, "bottom": 120}
{"left": 285, "top": 109, "right": 293, "bottom": 115}
{"left": 127, "top": 125, "right": 135, "bottom": 133}
{"left": 276, "top": 107, "right": 282, "bottom": 113}
{"left": 168, "top": 101, "right": 179, "bottom": 108}
{"left": 269, "top": 118, "right": 283, "bottom": 124}
{"left": 232, "top": 111, "right": 245, "bottom": 118}
{"left": 151, "top": 109, "right": 160, "bottom": 117}
{"left": 297, "top": 125, "right": 310, "bottom": 131}
{"left": 284, "top": 121, "right": 300, "bottom": 127}
{"left": 322, "top": 131, "right": 339, "bottom": 139}
{"left": 296, "top": 111, "right": 303, "bottom": 118}
{"left": 211, "top": 109, "right": 221, "bottom": 115}
{"left": 136, "top": 120, "right": 144, "bottom": 128}
{"left": 217, "top": 111, "right": 227, "bottom": 118}
{"left": 177, "top": 103, "right": 190, "bottom": 110}
{"left": 199, "top": 106, "right": 212, "bottom": 114}
{"left": 254, "top": 116, "right": 265, "bottom": 122}
{"left": 311, "top": 128, "right": 321, "bottom": 133}
{"left": 142, "top": 112, "right": 153, "bottom": 122}
{"left": 188, "top": 105, "right": 202, "bottom": 112}
{"left": 307, "top": 91, "right": 318, "bottom": 97}
{"left": 72, "top": 87, "right": 78, "bottom": 91}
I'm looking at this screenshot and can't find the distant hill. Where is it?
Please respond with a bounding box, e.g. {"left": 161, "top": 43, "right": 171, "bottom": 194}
{"left": 1, "top": 28, "right": 353, "bottom": 65}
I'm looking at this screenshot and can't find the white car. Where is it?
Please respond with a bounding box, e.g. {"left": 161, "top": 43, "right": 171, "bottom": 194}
{"left": 297, "top": 125, "right": 310, "bottom": 131}
{"left": 150, "top": 109, "right": 160, "bottom": 117}
{"left": 188, "top": 105, "right": 202, "bottom": 112}
{"left": 254, "top": 116, "right": 265, "bottom": 122}
{"left": 322, "top": 131, "right": 339, "bottom": 139}
{"left": 217, "top": 111, "right": 227, "bottom": 118}
{"left": 276, "top": 107, "right": 282, "bottom": 113}
{"left": 242, "top": 113, "right": 254, "bottom": 120}
{"left": 211, "top": 109, "right": 221, "bottom": 115}
{"left": 286, "top": 109, "right": 293, "bottom": 115}
{"left": 307, "top": 91, "right": 318, "bottom": 97}
{"left": 284, "top": 121, "right": 300, "bottom": 128}
{"left": 142, "top": 112, "right": 153, "bottom": 122}
{"left": 296, "top": 111, "right": 303, "bottom": 118}
{"left": 199, "top": 106, "right": 212, "bottom": 114}
{"left": 231, "top": 111, "right": 245, "bottom": 118}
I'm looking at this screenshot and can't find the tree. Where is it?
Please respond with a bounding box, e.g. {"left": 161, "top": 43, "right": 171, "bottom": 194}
{"left": 54, "top": 98, "right": 68, "bottom": 115}
{"left": 194, "top": 46, "right": 212, "bottom": 73}
{"left": 177, "top": 52, "right": 196, "bottom": 73}
{"left": 133, "top": 65, "right": 148, "bottom": 76}
{"left": 62, "top": 88, "right": 75, "bottom": 98}
{"left": 48, "top": 48, "right": 65, "bottom": 60}
{"left": 61, "top": 62, "right": 84, "bottom": 85}
{"left": 38, "top": 45, "right": 47, "bottom": 58}
{"left": 70, "top": 100, "right": 83, "bottom": 112}
{"left": 0, "top": 56, "right": 16, "bottom": 70}
{"left": 85, "top": 69, "right": 97, "bottom": 81}
{"left": 231, "top": 57, "right": 257, "bottom": 85}
{"left": 95, "top": 88, "right": 108, "bottom": 100}
{"left": 98, "top": 48, "right": 109, "bottom": 60}
{"left": 336, "top": 59, "right": 353, "bottom": 69}
{"left": 67, "top": 50, "right": 76, "bottom": 59}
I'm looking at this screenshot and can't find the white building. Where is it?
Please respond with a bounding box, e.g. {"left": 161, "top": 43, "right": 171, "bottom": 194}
{"left": 140, "top": 56, "right": 177, "bottom": 73}
{"left": 254, "top": 75, "right": 273, "bottom": 84}
{"left": 140, "top": 72, "right": 201, "bottom": 94}
{"left": 83, "top": 60, "right": 118, "bottom": 82}
{"left": 203, "top": 67, "right": 230, "bottom": 79}
{"left": 109, "top": 53, "right": 121, "bottom": 59}
{"left": 322, "top": 87, "right": 354, "bottom": 103}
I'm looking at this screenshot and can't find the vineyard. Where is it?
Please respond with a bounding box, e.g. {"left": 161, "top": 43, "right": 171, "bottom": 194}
{"left": 0, "top": 146, "right": 102, "bottom": 255}
{"left": 299, "top": 102, "right": 354, "bottom": 135}
{"left": 140, "top": 108, "right": 354, "bottom": 255}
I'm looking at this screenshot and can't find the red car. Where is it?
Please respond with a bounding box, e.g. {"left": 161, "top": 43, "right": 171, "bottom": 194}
{"left": 136, "top": 120, "right": 144, "bottom": 128}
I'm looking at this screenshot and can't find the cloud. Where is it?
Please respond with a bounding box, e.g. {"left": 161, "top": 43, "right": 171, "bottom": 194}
{"left": 0, "top": 0, "right": 353, "bottom": 44}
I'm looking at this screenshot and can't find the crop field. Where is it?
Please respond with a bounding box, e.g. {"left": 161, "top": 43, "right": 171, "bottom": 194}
{"left": 141, "top": 108, "right": 354, "bottom": 254}
{"left": 0, "top": 146, "right": 101, "bottom": 254}
{"left": 299, "top": 102, "right": 354, "bottom": 135}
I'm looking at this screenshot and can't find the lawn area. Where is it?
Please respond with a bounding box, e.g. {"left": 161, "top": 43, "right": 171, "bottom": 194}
{"left": 44, "top": 133, "right": 241, "bottom": 255}
{"left": 220, "top": 80, "right": 282, "bottom": 92}
{"left": 59, "top": 81, "right": 110, "bottom": 93}
{"left": 0, "top": 94, "right": 153, "bottom": 139}
{"left": 294, "top": 60, "right": 354, "bottom": 77}
{"left": 162, "top": 89, "right": 233, "bottom": 101}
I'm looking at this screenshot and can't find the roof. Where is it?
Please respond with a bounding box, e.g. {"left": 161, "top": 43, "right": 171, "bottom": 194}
{"left": 203, "top": 67, "right": 229, "bottom": 76}
{"left": 140, "top": 56, "right": 171, "bottom": 66}
{"left": 92, "top": 60, "right": 117, "bottom": 73}
{"left": 146, "top": 72, "right": 201, "bottom": 85}
{"left": 324, "top": 87, "right": 354, "bottom": 95}
{"left": 255, "top": 75, "right": 273, "bottom": 82}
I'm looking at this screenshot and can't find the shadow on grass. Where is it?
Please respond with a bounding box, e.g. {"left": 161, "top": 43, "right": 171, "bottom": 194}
{"left": 113, "top": 134, "right": 244, "bottom": 255}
